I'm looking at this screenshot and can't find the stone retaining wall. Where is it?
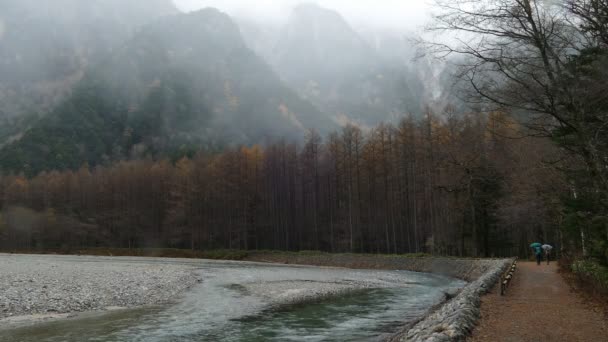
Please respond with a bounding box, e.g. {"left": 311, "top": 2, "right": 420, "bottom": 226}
{"left": 400, "top": 258, "right": 512, "bottom": 341}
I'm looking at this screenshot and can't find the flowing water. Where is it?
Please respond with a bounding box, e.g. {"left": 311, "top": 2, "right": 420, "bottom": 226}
{"left": 0, "top": 259, "right": 465, "bottom": 342}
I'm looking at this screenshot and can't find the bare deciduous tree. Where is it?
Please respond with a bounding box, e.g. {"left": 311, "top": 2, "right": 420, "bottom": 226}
{"left": 426, "top": 0, "right": 608, "bottom": 194}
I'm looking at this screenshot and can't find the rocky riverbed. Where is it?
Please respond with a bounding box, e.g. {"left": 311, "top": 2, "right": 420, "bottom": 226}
{"left": 0, "top": 254, "right": 199, "bottom": 323}
{"left": 0, "top": 254, "right": 467, "bottom": 342}
{"left": 0, "top": 252, "right": 507, "bottom": 342}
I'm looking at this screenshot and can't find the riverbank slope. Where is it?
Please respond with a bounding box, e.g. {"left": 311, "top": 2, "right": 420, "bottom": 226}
{"left": 245, "top": 251, "right": 506, "bottom": 282}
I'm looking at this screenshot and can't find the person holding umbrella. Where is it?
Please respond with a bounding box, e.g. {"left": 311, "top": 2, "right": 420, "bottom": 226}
{"left": 530, "top": 242, "right": 543, "bottom": 265}
{"left": 542, "top": 244, "right": 553, "bottom": 265}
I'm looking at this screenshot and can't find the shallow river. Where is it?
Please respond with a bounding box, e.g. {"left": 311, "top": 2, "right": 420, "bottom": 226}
{"left": 1, "top": 259, "right": 465, "bottom": 342}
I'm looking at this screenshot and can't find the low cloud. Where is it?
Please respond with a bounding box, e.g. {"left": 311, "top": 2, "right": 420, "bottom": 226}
{"left": 173, "top": 0, "right": 432, "bottom": 31}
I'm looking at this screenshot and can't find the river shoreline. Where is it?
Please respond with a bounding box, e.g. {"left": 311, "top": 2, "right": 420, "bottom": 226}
{"left": 0, "top": 252, "right": 509, "bottom": 341}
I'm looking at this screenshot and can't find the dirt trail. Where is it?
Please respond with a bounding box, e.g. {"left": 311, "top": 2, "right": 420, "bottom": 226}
{"left": 469, "top": 261, "right": 607, "bottom": 342}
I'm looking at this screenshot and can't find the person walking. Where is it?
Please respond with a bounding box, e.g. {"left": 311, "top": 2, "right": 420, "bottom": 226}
{"left": 542, "top": 244, "right": 553, "bottom": 265}
{"left": 530, "top": 242, "right": 543, "bottom": 265}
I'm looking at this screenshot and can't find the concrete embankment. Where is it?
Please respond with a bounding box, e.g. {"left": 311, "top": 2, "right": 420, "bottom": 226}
{"left": 246, "top": 252, "right": 512, "bottom": 342}
{"left": 399, "top": 258, "right": 511, "bottom": 342}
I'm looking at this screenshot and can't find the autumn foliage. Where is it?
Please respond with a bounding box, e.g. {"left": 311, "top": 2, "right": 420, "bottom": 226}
{"left": 0, "top": 113, "right": 563, "bottom": 257}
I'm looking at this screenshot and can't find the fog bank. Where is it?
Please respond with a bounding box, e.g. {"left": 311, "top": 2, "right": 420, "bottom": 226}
{"left": 173, "top": 0, "right": 431, "bottom": 31}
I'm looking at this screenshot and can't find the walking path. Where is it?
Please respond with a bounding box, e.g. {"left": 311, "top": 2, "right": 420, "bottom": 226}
{"left": 468, "top": 262, "right": 607, "bottom": 341}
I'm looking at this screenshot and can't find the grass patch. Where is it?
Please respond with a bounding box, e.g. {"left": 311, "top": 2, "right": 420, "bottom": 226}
{"left": 571, "top": 259, "right": 608, "bottom": 294}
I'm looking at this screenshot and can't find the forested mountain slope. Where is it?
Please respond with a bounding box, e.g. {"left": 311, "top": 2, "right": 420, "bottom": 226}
{"left": 0, "top": 9, "right": 329, "bottom": 175}
{"left": 0, "top": 0, "right": 178, "bottom": 143}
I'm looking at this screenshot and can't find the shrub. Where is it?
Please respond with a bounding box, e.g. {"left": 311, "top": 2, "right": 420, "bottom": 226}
{"left": 572, "top": 259, "right": 608, "bottom": 294}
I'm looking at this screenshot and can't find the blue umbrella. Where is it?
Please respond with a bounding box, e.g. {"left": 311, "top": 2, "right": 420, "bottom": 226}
{"left": 530, "top": 242, "right": 542, "bottom": 248}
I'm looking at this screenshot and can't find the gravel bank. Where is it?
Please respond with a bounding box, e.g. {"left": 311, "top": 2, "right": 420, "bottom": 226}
{"left": 244, "top": 273, "right": 434, "bottom": 307}
{"left": 245, "top": 280, "right": 368, "bottom": 306}
{"left": 0, "top": 254, "right": 199, "bottom": 322}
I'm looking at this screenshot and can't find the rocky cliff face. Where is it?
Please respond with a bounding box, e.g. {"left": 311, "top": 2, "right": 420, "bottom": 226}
{"left": 238, "top": 4, "right": 430, "bottom": 127}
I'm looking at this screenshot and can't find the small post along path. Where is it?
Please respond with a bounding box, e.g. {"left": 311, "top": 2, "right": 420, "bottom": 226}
{"left": 468, "top": 262, "right": 607, "bottom": 342}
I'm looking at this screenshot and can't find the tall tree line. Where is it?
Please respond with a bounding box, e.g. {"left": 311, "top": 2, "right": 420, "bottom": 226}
{"left": 0, "top": 113, "right": 563, "bottom": 257}
{"left": 426, "top": 0, "right": 608, "bottom": 263}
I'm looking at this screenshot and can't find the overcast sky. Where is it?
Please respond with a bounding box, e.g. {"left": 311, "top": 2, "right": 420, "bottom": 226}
{"left": 173, "top": 0, "right": 432, "bottom": 31}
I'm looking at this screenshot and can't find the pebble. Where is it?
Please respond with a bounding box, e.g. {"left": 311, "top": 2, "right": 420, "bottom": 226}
{"left": 0, "top": 254, "right": 199, "bottom": 320}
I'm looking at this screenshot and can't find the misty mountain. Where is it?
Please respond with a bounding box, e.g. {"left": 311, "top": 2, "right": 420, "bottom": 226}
{"left": 0, "top": 0, "right": 178, "bottom": 143}
{"left": 275, "top": 4, "right": 374, "bottom": 86}
{"left": 238, "top": 4, "right": 429, "bottom": 127}
{"left": 0, "top": 8, "right": 330, "bottom": 175}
